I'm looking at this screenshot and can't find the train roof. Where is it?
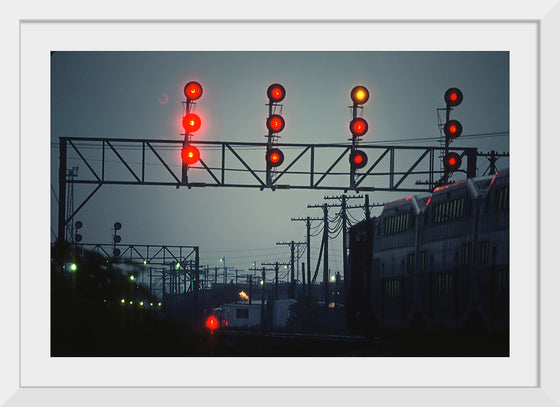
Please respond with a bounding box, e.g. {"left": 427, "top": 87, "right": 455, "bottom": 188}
{"left": 383, "top": 193, "right": 431, "bottom": 215}
{"left": 371, "top": 169, "right": 510, "bottom": 220}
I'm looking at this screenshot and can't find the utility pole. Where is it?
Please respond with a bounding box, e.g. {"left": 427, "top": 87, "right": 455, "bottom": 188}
{"left": 248, "top": 275, "right": 253, "bottom": 305}
{"left": 220, "top": 257, "right": 227, "bottom": 284}
{"left": 276, "top": 241, "right": 305, "bottom": 299}
{"left": 261, "top": 267, "right": 266, "bottom": 330}
{"left": 231, "top": 268, "right": 244, "bottom": 285}
{"left": 308, "top": 195, "right": 369, "bottom": 305}
{"left": 306, "top": 203, "right": 331, "bottom": 304}
{"left": 301, "top": 262, "right": 306, "bottom": 297}
{"left": 250, "top": 261, "right": 259, "bottom": 279}
{"left": 291, "top": 216, "right": 321, "bottom": 297}
{"left": 478, "top": 150, "right": 509, "bottom": 176}
{"left": 323, "top": 204, "right": 329, "bottom": 305}
{"left": 262, "top": 262, "right": 289, "bottom": 300}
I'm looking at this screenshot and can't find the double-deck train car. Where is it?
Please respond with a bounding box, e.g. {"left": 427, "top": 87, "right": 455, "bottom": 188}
{"left": 347, "top": 169, "right": 509, "bottom": 336}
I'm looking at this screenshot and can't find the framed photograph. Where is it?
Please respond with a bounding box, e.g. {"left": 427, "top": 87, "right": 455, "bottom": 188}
{"left": 5, "top": 1, "right": 557, "bottom": 405}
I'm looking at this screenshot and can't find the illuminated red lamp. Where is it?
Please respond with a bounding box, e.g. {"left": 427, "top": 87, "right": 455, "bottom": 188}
{"left": 184, "top": 81, "right": 203, "bottom": 100}
{"left": 206, "top": 315, "right": 219, "bottom": 331}
{"left": 444, "top": 87, "right": 463, "bottom": 107}
{"left": 444, "top": 119, "right": 463, "bottom": 139}
{"left": 349, "top": 150, "right": 368, "bottom": 169}
{"left": 266, "top": 114, "right": 285, "bottom": 133}
{"left": 181, "top": 145, "right": 200, "bottom": 165}
{"left": 266, "top": 148, "right": 284, "bottom": 167}
{"left": 182, "top": 113, "right": 202, "bottom": 133}
{"left": 350, "top": 117, "right": 369, "bottom": 137}
{"left": 351, "top": 85, "right": 370, "bottom": 104}
{"left": 443, "top": 152, "right": 462, "bottom": 172}
{"left": 267, "top": 83, "right": 286, "bottom": 103}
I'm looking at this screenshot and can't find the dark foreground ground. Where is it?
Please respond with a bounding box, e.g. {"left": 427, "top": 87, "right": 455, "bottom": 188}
{"left": 52, "top": 297, "right": 508, "bottom": 357}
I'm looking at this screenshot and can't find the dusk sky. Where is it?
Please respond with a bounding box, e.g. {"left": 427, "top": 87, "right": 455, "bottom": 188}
{"left": 50, "top": 51, "right": 509, "bottom": 280}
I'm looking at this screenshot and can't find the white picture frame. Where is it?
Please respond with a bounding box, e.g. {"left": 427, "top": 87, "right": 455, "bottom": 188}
{"left": 4, "top": 1, "right": 558, "bottom": 404}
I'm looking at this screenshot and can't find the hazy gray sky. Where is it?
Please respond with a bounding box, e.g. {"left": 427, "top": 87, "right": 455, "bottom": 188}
{"left": 51, "top": 51, "right": 509, "bottom": 278}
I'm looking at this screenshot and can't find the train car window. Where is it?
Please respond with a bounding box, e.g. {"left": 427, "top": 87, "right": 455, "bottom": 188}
{"left": 407, "top": 253, "right": 415, "bottom": 273}
{"left": 419, "top": 251, "right": 427, "bottom": 271}
{"left": 461, "top": 242, "right": 472, "bottom": 265}
{"left": 451, "top": 199, "right": 459, "bottom": 219}
{"left": 373, "top": 259, "right": 380, "bottom": 276}
{"left": 495, "top": 186, "right": 509, "bottom": 211}
{"left": 478, "top": 241, "right": 490, "bottom": 264}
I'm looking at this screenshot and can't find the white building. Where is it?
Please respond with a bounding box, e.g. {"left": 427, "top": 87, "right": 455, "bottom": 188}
{"left": 221, "top": 299, "right": 297, "bottom": 329}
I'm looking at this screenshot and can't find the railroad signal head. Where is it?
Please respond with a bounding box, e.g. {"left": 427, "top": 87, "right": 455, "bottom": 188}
{"left": 267, "top": 83, "right": 286, "bottom": 103}
{"left": 206, "top": 315, "right": 219, "bottom": 331}
{"left": 350, "top": 150, "right": 368, "bottom": 169}
{"left": 181, "top": 145, "right": 200, "bottom": 165}
{"left": 266, "top": 114, "right": 285, "bottom": 133}
{"left": 350, "top": 117, "right": 369, "bottom": 137}
{"left": 443, "top": 152, "right": 462, "bottom": 172}
{"left": 182, "top": 113, "right": 202, "bottom": 134}
{"left": 351, "top": 85, "right": 370, "bottom": 105}
{"left": 444, "top": 119, "right": 463, "bottom": 139}
{"left": 184, "top": 81, "right": 203, "bottom": 101}
{"left": 444, "top": 87, "right": 463, "bottom": 107}
{"left": 266, "top": 148, "right": 285, "bottom": 167}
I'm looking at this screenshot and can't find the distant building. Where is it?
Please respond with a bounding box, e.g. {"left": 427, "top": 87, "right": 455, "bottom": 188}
{"left": 221, "top": 299, "right": 297, "bottom": 329}
{"left": 222, "top": 302, "right": 261, "bottom": 328}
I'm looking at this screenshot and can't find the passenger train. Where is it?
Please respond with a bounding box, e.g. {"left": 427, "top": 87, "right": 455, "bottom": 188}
{"left": 347, "top": 169, "right": 509, "bottom": 336}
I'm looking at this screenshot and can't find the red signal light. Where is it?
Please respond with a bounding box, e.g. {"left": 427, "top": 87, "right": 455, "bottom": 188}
{"left": 443, "top": 152, "right": 462, "bottom": 172}
{"left": 266, "top": 148, "right": 284, "bottom": 167}
{"left": 266, "top": 114, "right": 285, "bottom": 133}
{"left": 182, "top": 113, "right": 202, "bottom": 133}
{"left": 206, "top": 315, "right": 219, "bottom": 330}
{"left": 184, "top": 81, "right": 203, "bottom": 100}
{"left": 350, "top": 117, "right": 369, "bottom": 137}
{"left": 350, "top": 150, "right": 368, "bottom": 169}
{"left": 444, "top": 87, "right": 463, "bottom": 107}
{"left": 181, "top": 145, "right": 200, "bottom": 165}
{"left": 267, "top": 83, "right": 286, "bottom": 103}
{"left": 444, "top": 119, "right": 463, "bottom": 139}
{"left": 351, "top": 85, "right": 370, "bottom": 104}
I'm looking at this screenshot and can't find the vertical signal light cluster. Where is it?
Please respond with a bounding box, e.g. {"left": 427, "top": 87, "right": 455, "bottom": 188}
{"left": 265, "top": 83, "right": 286, "bottom": 169}
{"left": 181, "top": 81, "right": 203, "bottom": 169}
{"left": 349, "top": 85, "right": 370, "bottom": 184}
{"left": 264, "top": 83, "right": 287, "bottom": 189}
{"left": 442, "top": 87, "right": 463, "bottom": 173}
